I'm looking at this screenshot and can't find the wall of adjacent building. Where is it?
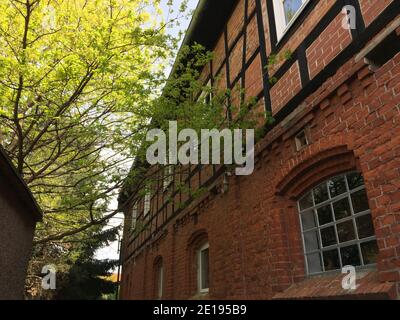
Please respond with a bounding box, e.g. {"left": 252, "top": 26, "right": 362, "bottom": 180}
{"left": 0, "top": 179, "right": 36, "bottom": 300}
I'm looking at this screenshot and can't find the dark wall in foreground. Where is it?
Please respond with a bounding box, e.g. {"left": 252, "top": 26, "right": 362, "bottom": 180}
{"left": 0, "top": 180, "right": 36, "bottom": 300}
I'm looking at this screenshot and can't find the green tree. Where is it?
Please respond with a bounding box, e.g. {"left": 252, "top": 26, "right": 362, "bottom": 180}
{"left": 54, "top": 227, "right": 119, "bottom": 300}
{"left": 0, "top": 0, "right": 189, "bottom": 298}
{"left": 0, "top": 0, "right": 183, "bottom": 243}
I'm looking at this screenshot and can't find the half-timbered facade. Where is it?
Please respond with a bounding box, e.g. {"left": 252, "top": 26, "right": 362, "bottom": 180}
{"left": 119, "top": 0, "right": 400, "bottom": 299}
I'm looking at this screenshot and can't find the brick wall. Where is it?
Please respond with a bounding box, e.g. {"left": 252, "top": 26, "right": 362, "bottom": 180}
{"left": 360, "top": 0, "right": 393, "bottom": 26}
{"left": 306, "top": 14, "right": 352, "bottom": 79}
{"left": 270, "top": 61, "right": 301, "bottom": 113}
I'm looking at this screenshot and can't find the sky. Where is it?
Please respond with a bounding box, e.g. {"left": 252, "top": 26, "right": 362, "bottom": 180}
{"left": 94, "top": 0, "right": 199, "bottom": 263}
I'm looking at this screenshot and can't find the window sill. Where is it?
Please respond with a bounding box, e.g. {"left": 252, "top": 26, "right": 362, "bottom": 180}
{"left": 190, "top": 292, "right": 210, "bottom": 300}
{"left": 272, "top": 269, "right": 397, "bottom": 300}
{"left": 307, "top": 265, "right": 376, "bottom": 278}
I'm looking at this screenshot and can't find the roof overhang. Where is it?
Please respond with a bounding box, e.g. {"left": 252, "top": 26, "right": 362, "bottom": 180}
{"left": 167, "top": 0, "right": 239, "bottom": 78}
{"left": 181, "top": 0, "right": 238, "bottom": 49}
{"left": 0, "top": 146, "right": 43, "bottom": 222}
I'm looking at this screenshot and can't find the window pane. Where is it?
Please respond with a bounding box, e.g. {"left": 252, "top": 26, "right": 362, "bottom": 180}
{"left": 299, "top": 192, "right": 313, "bottom": 210}
{"left": 144, "top": 190, "right": 151, "bottom": 216}
{"left": 283, "top": 0, "right": 303, "bottom": 25}
{"left": 313, "top": 183, "right": 329, "bottom": 204}
{"left": 131, "top": 205, "right": 137, "bottom": 229}
{"left": 205, "top": 92, "right": 212, "bottom": 105}
{"left": 356, "top": 214, "right": 375, "bottom": 239}
{"left": 306, "top": 253, "right": 323, "bottom": 274}
{"left": 304, "top": 230, "right": 319, "bottom": 252}
{"left": 164, "top": 166, "right": 173, "bottom": 189}
{"left": 323, "top": 249, "right": 340, "bottom": 271}
{"left": 328, "top": 176, "right": 347, "bottom": 198}
{"left": 351, "top": 189, "right": 369, "bottom": 213}
{"left": 158, "top": 266, "right": 163, "bottom": 299}
{"left": 317, "top": 204, "right": 333, "bottom": 225}
{"left": 337, "top": 220, "right": 356, "bottom": 243}
{"left": 347, "top": 172, "right": 364, "bottom": 190}
{"left": 201, "top": 248, "right": 209, "bottom": 290}
{"left": 320, "top": 226, "right": 337, "bottom": 247}
{"left": 295, "top": 131, "right": 308, "bottom": 150}
{"left": 297, "top": 172, "right": 375, "bottom": 275}
{"left": 301, "top": 210, "right": 316, "bottom": 230}
{"left": 361, "top": 240, "right": 379, "bottom": 265}
{"left": 340, "top": 245, "right": 361, "bottom": 266}
{"left": 333, "top": 197, "right": 351, "bottom": 220}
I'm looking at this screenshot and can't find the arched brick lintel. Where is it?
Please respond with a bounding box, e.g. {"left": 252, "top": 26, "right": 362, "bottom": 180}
{"left": 153, "top": 255, "right": 163, "bottom": 267}
{"left": 276, "top": 145, "right": 359, "bottom": 200}
{"left": 187, "top": 229, "right": 208, "bottom": 250}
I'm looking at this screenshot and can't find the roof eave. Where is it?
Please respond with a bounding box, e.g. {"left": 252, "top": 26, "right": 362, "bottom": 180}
{"left": 0, "top": 146, "right": 43, "bottom": 222}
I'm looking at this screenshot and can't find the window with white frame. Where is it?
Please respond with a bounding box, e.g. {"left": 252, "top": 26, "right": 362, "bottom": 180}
{"left": 131, "top": 203, "right": 138, "bottom": 230}
{"left": 163, "top": 165, "right": 174, "bottom": 190}
{"left": 198, "top": 80, "right": 212, "bottom": 105}
{"left": 273, "top": 0, "right": 310, "bottom": 40}
{"left": 197, "top": 242, "right": 209, "bottom": 293}
{"left": 156, "top": 263, "right": 163, "bottom": 300}
{"left": 298, "top": 172, "right": 378, "bottom": 275}
{"left": 144, "top": 189, "right": 151, "bottom": 216}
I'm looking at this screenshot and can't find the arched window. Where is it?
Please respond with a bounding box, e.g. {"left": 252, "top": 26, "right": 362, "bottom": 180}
{"left": 197, "top": 242, "right": 209, "bottom": 294}
{"left": 144, "top": 189, "right": 151, "bottom": 217}
{"left": 187, "top": 230, "right": 209, "bottom": 296}
{"left": 154, "top": 257, "right": 163, "bottom": 300}
{"left": 131, "top": 203, "right": 138, "bottom": 230}
{"left": 298, "top": 171, "right": 378, "bottom": 275}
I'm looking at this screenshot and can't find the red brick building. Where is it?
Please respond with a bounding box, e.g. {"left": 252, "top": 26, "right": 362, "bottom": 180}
{"left": 118, "top": 0, "right": 400, "bottom": 299}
